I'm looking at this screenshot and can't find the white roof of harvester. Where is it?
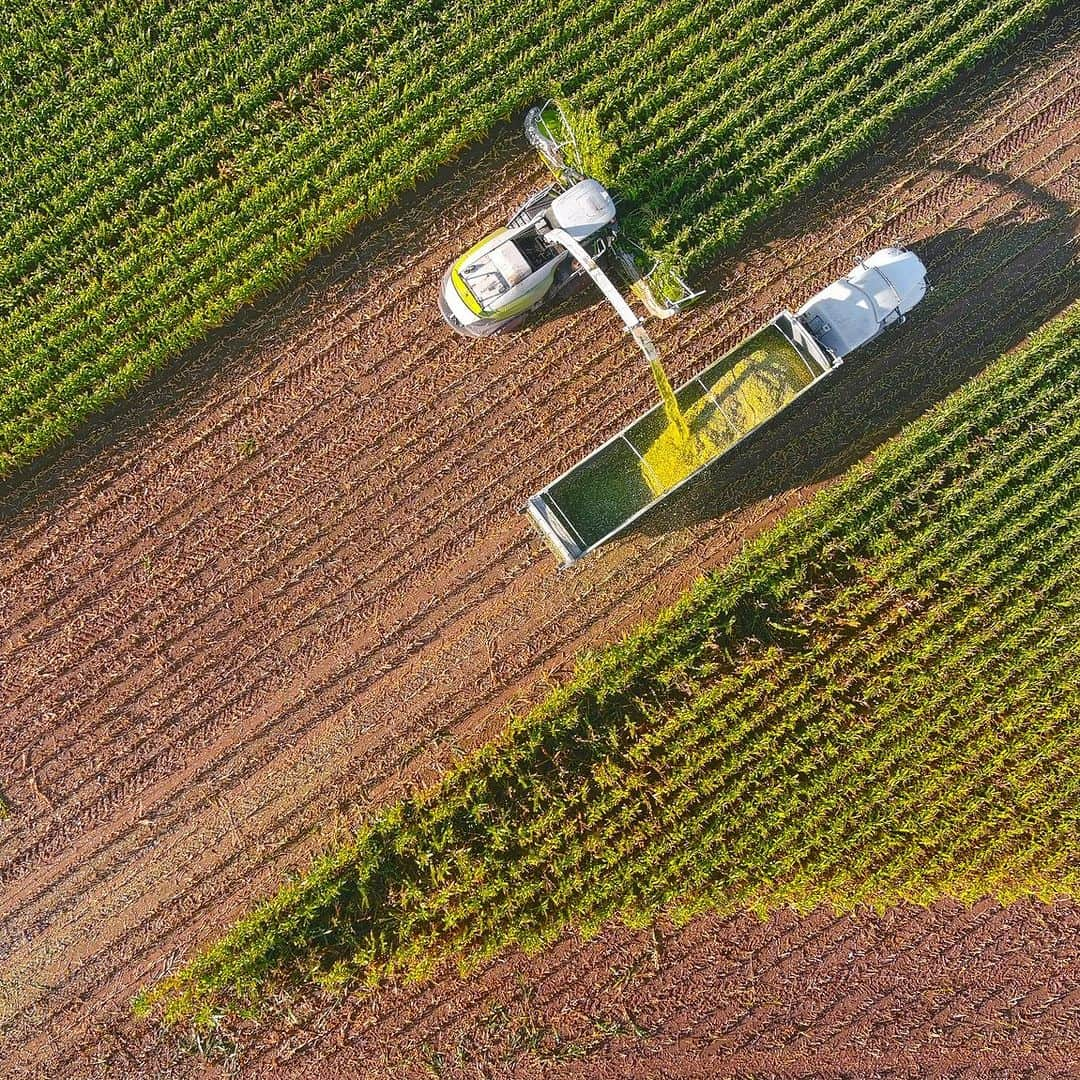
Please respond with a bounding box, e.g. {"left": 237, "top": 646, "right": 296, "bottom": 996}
{"left": 797, "top": 247, "right": 928, "bottom": 359}
{"left": 548, "top": 179, "right": 617, "bottom": 240}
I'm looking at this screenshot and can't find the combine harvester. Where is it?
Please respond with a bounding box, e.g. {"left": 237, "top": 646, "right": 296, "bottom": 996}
{"left": 440, "top": 104, "right": 929, "bottom": 566}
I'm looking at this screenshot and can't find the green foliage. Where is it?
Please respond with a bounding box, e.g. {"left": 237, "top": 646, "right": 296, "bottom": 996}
{"left": 554, "top": 98, "right": 616, "bottom": 188}
{"left": 134, "top": 302, "right": 1080, "bottom": 1027}
{"left": 0, "top": 0, "right": 1058, "bottom": 474}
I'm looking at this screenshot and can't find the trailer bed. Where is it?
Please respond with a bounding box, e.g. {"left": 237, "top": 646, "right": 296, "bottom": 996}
{"left": 525, "top": 312, "right": 837, "bottom": 565}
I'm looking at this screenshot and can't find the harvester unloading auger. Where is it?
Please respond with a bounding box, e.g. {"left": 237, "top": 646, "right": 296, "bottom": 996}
{"left": 439, "top": 102, "right": 929, "bottom": 566}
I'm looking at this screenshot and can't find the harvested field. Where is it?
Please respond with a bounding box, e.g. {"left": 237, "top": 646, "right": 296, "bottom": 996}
{"left": 136, "top": 297, "right": 1080, "bottom": 1024}
{"left": 235, "top": 900, "right": 1080, "bottom": 1078}
{"left": 1, "top": 16, "right": 1078, "bottom": 1079}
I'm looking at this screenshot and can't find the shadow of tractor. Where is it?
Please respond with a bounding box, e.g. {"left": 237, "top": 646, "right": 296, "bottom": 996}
{"left": 635, "top": 160, "right": 1078, "bottom": 540}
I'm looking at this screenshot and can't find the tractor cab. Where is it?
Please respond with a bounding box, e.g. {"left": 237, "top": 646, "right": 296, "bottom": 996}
{"left": 796, "top": 246, "right": 928, "bottom": 359}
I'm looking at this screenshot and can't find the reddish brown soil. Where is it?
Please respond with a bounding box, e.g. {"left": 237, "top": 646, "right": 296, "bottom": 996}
{"left": 1, "top": 16, "right": 1078, "bottom": 1079}
{"left": 260, "top": 899, "right": 1080, "bottom": 1080}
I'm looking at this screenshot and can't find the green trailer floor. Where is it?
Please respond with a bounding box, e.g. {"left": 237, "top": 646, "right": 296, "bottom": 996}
{"left": 546, "top": 325, "right": 819, "bottom": 550}
{"left": 546, "top": 437, "right": 654, "bottom": 551}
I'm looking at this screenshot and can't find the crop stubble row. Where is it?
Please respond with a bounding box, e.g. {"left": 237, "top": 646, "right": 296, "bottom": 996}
{"left": 2, "top": 63, "right": 1071, "bottom": 941}
{"left": 4, "top": 67, "right": 1077, "bottom": 880}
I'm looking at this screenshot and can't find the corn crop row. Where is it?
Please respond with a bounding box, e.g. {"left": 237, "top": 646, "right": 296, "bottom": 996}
{"left": 0, "top": 0, "right": 1059, "bottom": 474}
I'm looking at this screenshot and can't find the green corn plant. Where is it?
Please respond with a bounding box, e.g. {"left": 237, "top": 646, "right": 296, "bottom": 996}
{"left": 0, "top": 0, "right": 1058, "bottom": 473}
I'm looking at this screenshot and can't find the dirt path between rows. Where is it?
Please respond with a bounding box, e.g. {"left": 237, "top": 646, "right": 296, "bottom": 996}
{"left": 1, "top": 15, "right": 1078, "bottom": 1078}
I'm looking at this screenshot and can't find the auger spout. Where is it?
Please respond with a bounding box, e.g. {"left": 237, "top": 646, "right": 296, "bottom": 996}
{"left": 545, "top": 227, "right": 659, "bottom": 363}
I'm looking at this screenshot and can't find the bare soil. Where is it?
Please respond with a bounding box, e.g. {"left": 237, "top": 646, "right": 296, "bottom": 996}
{"left": 0, "top": 15, "right": 1078, "bottom": 1079}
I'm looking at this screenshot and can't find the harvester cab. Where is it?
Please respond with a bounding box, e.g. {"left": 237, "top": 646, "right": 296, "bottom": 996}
{"left": 438, "top": 101, "right": 700, "bottom": 360}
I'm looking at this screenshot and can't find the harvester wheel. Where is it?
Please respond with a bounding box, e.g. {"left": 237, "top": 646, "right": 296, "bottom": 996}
{"left": 552, "top": 259, "right": 589, "bottom": 299}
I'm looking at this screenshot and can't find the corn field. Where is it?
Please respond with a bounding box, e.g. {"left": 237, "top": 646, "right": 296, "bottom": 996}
{"left": 0, "top": 0, "right": 1058, "bottom": 475}
{"left": 134, "top": 300, "right": 1080, "bottom": 1027}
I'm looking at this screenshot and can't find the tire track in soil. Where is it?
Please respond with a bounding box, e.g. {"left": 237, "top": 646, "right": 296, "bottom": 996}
{"left": 8, "top": 67, "right": 1080, "bottom": 933}
{"left": 4, "top": 152, "right": 1075, "bottom": 980}
{"left": 8, "top": 46, "right": 1080, "bottom": 1010}
{"left": 1, "top": 16, "right": 1079, "bottom": 1079}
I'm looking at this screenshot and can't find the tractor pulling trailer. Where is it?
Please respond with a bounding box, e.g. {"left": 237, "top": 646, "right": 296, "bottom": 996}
{"left": 440, "top": 104, "right": 929, "bottom": 566}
